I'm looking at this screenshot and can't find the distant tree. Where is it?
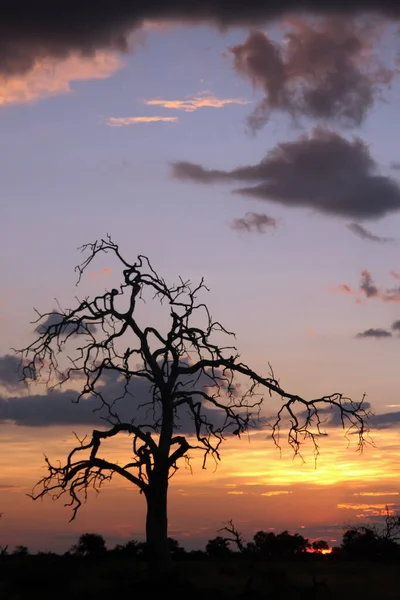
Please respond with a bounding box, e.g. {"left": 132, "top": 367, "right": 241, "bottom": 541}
{"left": 253, "top": 530, "right": 309, "bottom": 559}
{"left": 71, "top": 533, "right": 107, "bottom": 557}
{"left": 112, "top": 539, "right": 141, "bottom": 557}
{"left": 342, "top": 520, "right": 399, "bottom": 560}
{"left": 275, "top": 531, "right": 309, "bottom": 558}
{"left": 380, "top": 505, "right": 400, "bottom": 543}
{"left": 20, "top": 237, "right": 369, "bottom": 576}
{"left": 253, "top": 530, "right": 277, "bottom": 558}
{"left": 167, "top": 537, "right": 185, "bottom": 557}
{"left": 312, "top": 540, "right": 330, "bottom": 552}
{"left": 206, "top": 536, "right": 232, "bottom": 558}
{"left": 12, "top": 545, "right": 29, "bottom": 557}
{"left": 218, "top": 519, "right": 246, "bottom": 553}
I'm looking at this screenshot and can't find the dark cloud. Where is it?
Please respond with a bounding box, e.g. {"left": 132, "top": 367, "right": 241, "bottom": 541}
{"left": 390, "top": 162, "right": 400, "bottom": 170}
{"left": 0, "top": 355, "right": 25, "bottom": 392}
{"left": 391, "top": 320, "right": 400, "bottom": 331}
{"left": 172, "top": 127, "right": 400, "bottom": 220}
{"left": 0, "top": 364, "right": 246, "bottom": 435}
{"left": 371, "top": 411, "right": 400, "bottom": 428}
{"left": 360, "top": 270, "right": 379, "bottom": 298}
{"left": 231, "top": 212, "right": 277, "bottom": 233}
{"left": 347, "top": 223, "right": 394, "bottom": 243}
{"left": 355, "top": 328, "right": 392, "bottom": 338}
{"left": 1, "top": 2, "right": 399, "bottom": 76}
{"left": 35, "top": 311, "right": 97, "bottom": 336}
{"left": 301, "top": 401, "right": 400, "bottom": 430}
{"left": 230, "top": 17, "right": 394, "bottom": 130}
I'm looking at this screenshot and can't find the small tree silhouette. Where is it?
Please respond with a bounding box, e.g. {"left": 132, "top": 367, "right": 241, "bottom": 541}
{"left": 19, "top": 237, "right": 369, "bottom": 576}
{"left": 206, "top": 536, "right": 231, "bottom": 558}
{"left": 72, "top": 533, "right": 107, "bottom": 557}
{"left": 312, "top": 539, "right": 330, "bottom": 552}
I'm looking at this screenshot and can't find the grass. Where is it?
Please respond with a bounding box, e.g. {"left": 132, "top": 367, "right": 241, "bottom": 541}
{"left": 0, "top": 554, "right": 399, "bottom": 599}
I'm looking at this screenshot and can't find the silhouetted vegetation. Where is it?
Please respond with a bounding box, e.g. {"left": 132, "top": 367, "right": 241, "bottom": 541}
{"left": 18, "top": 237, "right": 369, "bottom": 577}
{"left": 1, "top": 519, "right": 399, "bottom": 599}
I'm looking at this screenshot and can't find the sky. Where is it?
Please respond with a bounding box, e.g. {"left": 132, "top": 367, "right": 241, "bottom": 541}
{"left": 1, "top": 1, "right": 400, "bottom": 553}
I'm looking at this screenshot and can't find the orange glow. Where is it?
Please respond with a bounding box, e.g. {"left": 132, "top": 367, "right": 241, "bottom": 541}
{"left": 143, "top": 92, "right": 250, "bottom": 112}
{"left": 1, "top": 424, "right": 400, "bottom": 552}
{"left": 0, "top": 52, "right": 122, "bottom": 106}
{"left": 307, "top": 548, "right": 333, "bottom": 554}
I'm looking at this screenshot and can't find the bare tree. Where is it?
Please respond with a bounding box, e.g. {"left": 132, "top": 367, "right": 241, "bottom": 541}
{"left": 218, "top": 519, "right": 246, "bottom": 553}
{"left": 19, "top": 236, "right": 369, "bottom": 576}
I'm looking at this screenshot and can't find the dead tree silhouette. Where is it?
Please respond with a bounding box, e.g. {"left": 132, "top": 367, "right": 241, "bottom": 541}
{"left": 19, "top": 236, "right": 369, "bottom": 577}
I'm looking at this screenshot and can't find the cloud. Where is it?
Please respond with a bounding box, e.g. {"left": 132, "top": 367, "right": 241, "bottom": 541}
{"left": 0, "top": 363, "right": 245, "bottom": 433}
{"left": 372, "top": 412, "right": 400, "bottom": 428}
{"left": 0, "top": 52, "right": 122, "bottom": 107}
{"left": 172, "top": 127, "right": 400, "bottom": 220}
{"left": 143, "top": 91, "right": 250, "bottom": 112}
{"left": 333, "top": 270, "right": 400, "bottom": 303}
{"left": 392, "top": 320, "right": 400, "bottom": 331}
{"left": 229, "top": 17, "right": 395, "bottom": 130}
{"left": 353, "top": 491, "right": 399, "bottom": 496}
{"left": 355, "top": 328, "right": 392, "bottom": 338}
{"left": 106, "top": 116, "right": 178, "bottom": 126}
{"left": 314, "top": 401, "right": 400, "bottom": 430}
{"left": 231, "top": 212, "right": 277, "bottom": 233}
{"left": 0, "top": 355, "right": 25, "bottom": 392}
{"left": 360, "top": 269, "right": 378, "bottom": 298}
{"left": 347, "top": 223, "right": 394, "bottom": 243}
{"left": 35, "top": 311, "right": 97, "bottom": 336}
{"left": 2, "top": 3, "right": 400, "bottom": 77}
{"left": 330, "top": 284, "right": 354, "bottom": 295}
{"left": 338, "top": 503, "right": 396, "bottom": 510}
{"left": 261, "top": 490, "right": 291, "bottom": 496}
{"left": 390, "top": 271, "right": 400, "bottom": 281}
{"left": 87, "top": 267, "right": 112, "bottom": 280}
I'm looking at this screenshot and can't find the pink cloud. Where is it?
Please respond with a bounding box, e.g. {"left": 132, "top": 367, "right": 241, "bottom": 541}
{"left": 331, "top": 270, "right": 400, "bottom": 304}
{"left": 87, "top": 267, "right": 112, "bottom": 280}
{"left": 0, "top": 52, "right": 123, "bottom": 107}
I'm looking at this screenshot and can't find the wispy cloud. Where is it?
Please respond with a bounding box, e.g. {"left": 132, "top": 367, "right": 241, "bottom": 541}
{"left": 333, "top": 270, "right": 400, "bottom": 304}
{"left": 106, "top": 116, "right": 178, "bottom": 126}
{"left": 338, "top": 503, "right": 396, "bottom": 510}
{"left": 0, "top": 52, "right": 123, "bottom": 107}
{"left": 356, "top": 328, "right": 392, "bottom": 339}
{"left": 143, "top": 91, "right": 250, "bottom": 112}
{"left": 353, "top": 491, "right": 399, "bottom": 496}
{"left": 87, "top": 267, "right": 112, "bottom": 280}
{"left": 347, "top": 222, "right": 394, "bottom": 243}
{"left": 231, "top": 212, "right": 277, "bottom": 233}
{"left": 261, "top": 490, "right": 292, "bottom": 497}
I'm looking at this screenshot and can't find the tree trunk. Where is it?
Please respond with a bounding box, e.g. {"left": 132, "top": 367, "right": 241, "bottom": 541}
{"left": 145, "top": 474, "right": 171, "bottom": 578}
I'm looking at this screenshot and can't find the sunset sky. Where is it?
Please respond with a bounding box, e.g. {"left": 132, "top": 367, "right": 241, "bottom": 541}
{"left": 1, "top": 1, "right": 400, "bottom": 553}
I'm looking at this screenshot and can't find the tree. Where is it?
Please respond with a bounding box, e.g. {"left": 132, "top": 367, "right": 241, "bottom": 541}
{"left": 253, "top": 530, "right": 309, "bottom": 559}
{"left": 218, "top": 519, "right": 246, "bottom": 553}
{"left": 206, "top": 536, "right": 232, "bottom": 558}
{"left": 71, "top": 533, "right": 107, "bottom": 557}
{"left": 312, "top": 539, "right": 330, "bottom": 552}
{"left": 20, "top": 236, "right": 369, "bottom": 576}
{"left": 12, "top": 545, "right": 29, "bottom": 557}
{"left": 342, "top": 506, "right": 400, "bottom": 560}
